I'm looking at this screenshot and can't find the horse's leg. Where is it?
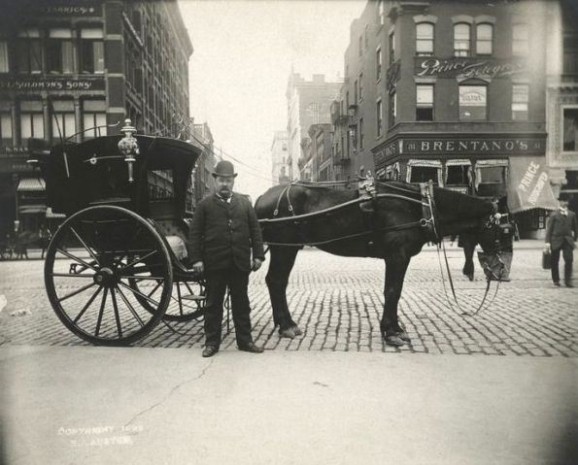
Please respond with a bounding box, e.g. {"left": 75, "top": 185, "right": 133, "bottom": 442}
{"left": 265, "top": 246, "right": 302, "bottom": 338}
{"left": 461, "top": 238, "right": 476, "bottom": 281}
{"left": 381, "top": 256, "right": 411, "bottom": 347}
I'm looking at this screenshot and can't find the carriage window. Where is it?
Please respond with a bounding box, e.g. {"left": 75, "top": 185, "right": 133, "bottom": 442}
{"left": 409, "top": 166, "right": 438, "bottom": 185}
{"left": 148, "top": 170, "right": 174, "bottom": 200}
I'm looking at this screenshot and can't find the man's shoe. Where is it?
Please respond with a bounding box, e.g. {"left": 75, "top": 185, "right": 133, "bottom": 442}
{"left": 565, "top": 281, "right": 574, "bottom": 288}
{"left": 238, "top": 343, "right": 264, "bottom": 354}
{"left": 202, "top": 346, "right": 219, "bottom": 358}
{"left": 554, "top": 282, "right": 561, "bottom": 287}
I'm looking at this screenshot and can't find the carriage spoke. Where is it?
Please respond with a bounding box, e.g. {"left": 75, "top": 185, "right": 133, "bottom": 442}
{"left": 116, "top": 286, "right": 145, "bottom": 328}
{"left": 58, "top": 282, "right": 97, "bottom": 303}
{"left": 70, "top": 226, "right": 100, "bottom": 266}
{"left": 175, "top": 282, "right": 184, "bottom": 316}
{"left": 95, "top": 288, "right": 108, "bottom": 337}
{"left": 118, "top": 281, "right": 161, "bottom": 308}
{"left": 73, "top": 286, "right": 103, "bottom": 324}
{"left": 57, "top": 248, "right": 99, "bottom": 272}
{"left": 110, "top": 289, "right": 123, "bottom": 338}
{"left": 119, "top": 250, "right": 158, "bottom": 272}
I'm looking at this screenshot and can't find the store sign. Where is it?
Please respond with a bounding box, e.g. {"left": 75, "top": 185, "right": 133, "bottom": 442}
{"left": 507, "top": 157, "right": 558, "bottom": 212}
{"left": 30, "top": 4, "right": 101, "bottom": 16}
{"left": 0, "top": 157, "right": 34, "bottom": 174}
{"left": 415, "top": 58, "right": 526, "bottom": 79}
{"left": 0, "top": 77, "right": 105, "bottom": 92}
{"left": 402, "top": 137, "right": 545, "bottom": 156}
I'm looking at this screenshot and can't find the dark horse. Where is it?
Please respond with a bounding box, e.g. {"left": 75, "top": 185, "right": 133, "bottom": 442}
{"left": 254, "top": 181, "right": 505, "bottom": 347}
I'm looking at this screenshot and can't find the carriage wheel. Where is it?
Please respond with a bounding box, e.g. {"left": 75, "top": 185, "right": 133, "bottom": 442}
{"left": 128, "top": 278, "right": 206, "bottom": 322}
{"left": 44, "top": 206, "right": 173, "bottom": 346}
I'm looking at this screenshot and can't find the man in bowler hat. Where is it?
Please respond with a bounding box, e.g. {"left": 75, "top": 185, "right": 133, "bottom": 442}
{"left": 189, "top": 160, "right": 266, "bottom": 357}
{"left": 545, "top": 194, "right": 577, "bottom": 287}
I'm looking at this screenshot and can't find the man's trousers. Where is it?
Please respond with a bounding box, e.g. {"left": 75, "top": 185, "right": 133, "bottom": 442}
{"left": 551, "top": 242, "right": 574, "bottom": 284}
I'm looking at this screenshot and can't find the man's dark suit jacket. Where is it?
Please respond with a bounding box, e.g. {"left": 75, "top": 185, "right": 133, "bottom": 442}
{"left": 189, "top": 193, "right": 265, "bottom": 272}
{"left": 545, "top": 209, "right": 578, "bottom": 251}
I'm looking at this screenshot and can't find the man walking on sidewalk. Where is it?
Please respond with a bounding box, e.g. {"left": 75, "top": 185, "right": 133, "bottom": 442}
{"left": 545, "top": 194, "right": 577, "bottom": 288}
{"left": 189, "top": 160, "right": 266, "bottom": 357}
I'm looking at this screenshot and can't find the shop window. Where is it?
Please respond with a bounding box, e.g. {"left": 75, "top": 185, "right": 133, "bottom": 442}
{"left": 459, "top": 85, "right": 487, "bottom": 121}
{"left": 1, "top": 111, "right": 13, "bottom": 145}
{"left": 376, "top": 47, "right": 382, "bottom": 81}
{"left": 512, "top": 84, "right": 529, "bottom": 121}
{"left": 563, "top": 108, "right": 578, "bottom": 152}
{"left": 17, "top": 28, "right": 42, "bottom": 74}
{"left": 80, "top": 28, "right": 104, "bottom": 74}
{"left": 19, "top": 100, "right": 44, "bottom": 145}
{"left": 47, "top": 28, "right": 74, "bottom": 74}
{"left": 446, "top": 165, "right": 470, "bottom": 186}
{"left": 0, "top": 41, "right": 9, "bottom": 73}
{"left": 416, "top": 23, "right": 434, "bottom": 56}
{"left": 50, "top": 100, "right": 76, "bottom": 141}
{"left": 82, "top": 99, "right": 107, "bottom": 139}
{"left": 454, "top": 23, "right": 471, "bottom": 57}
{"left": 416, "top": 84, "right": 434, "bottom": 121}
{"left": 409, "top": 166, "right": 439, "bottom": 185}
{"left": 476, "top": 163, "right": 507, "bottom": 197}
{"left": 512, "top": 23, "right": 528, "bottom": 56}
{"left": 476, "top": 24, "right": 493, "bottom": 55}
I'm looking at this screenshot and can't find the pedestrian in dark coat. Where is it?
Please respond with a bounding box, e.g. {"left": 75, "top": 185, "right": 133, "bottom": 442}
{"left": 189, "top": 160, "right": 266, "bottom": 357}
{"left": 545, "top": 195, "right": 577, "bottom": 287}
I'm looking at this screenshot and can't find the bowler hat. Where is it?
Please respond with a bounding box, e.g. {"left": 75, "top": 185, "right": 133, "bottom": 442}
{"left": 212, "top": 160, "right": 237, "bottom": 178}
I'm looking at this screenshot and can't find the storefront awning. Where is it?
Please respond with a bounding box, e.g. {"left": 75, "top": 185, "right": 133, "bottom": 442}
{"left": 17, "top": 177, "right": 45, "bottom": 192}
{"left": 507, "top": 156, "right": 558, "bottom": 213}
{"left": 19, "top": 204, "right": 47, "bottom": 215}
{"left": 446, "top": 159, "right": 471, "bottom": 166}
{"left": 407, "top": 159, "right": 442, "bottom": 167}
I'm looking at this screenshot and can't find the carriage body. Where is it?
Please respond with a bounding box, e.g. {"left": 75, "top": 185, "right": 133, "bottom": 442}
{"left": 38, "top": 132, "right": 208, "bottom": 345}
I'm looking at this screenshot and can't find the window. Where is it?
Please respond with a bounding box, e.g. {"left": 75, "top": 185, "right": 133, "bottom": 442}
{"left": 389, "top": 31, "right": 395, "bottom": 64}
{"left": 410, "top": 167, "right": 439, "bottom": 184}
{"left": 354, "top": 80, "right": 358, "bottom": 105}
{"left": 17, "top": 28, "right": 42, "bottom": 74}
{"left": 80, "top": 28, "right": 104, "bottom": 74}
{"left": 376, "top": 99, "right": 383, "bottom": 137}
{"left": 50, "top": 100, "right": 76, "bottom": 140}
{"left": 82, "top": 99, "right": 107, "bottom": 139}
{"left": 0, "top": 103, "right": 13, "bottom": 145}
{"left": 416, "top": 23, "right": 434, "bottom": 56}
{"left": 364, "top": 25, "right": 369, "bottom": 50}
{"left": 376, "top": 47, "right": 382, "bottom": 81}
{"left": 19, "top": 100, "right": 44, "bottom": 145}
{"left": 476, "top": 23, "right": 493, "bottom": 55}
{"left": 0, "top": 41, "right": 9, "bottom": 73}
{"left": 459, "top": 85, "right": 487, "bottom": 121}
{"left": 389, "top": 92, "right": 396, "bottom": 127}
{"left": 349, "top": 125, "right": 358, "bottom": 151}
{"left": 47, "top": 28, "right": 75, "bottom": 74}
{"left": 454, "top": 23, "right": 471, "bottom": 57}
{"left": 563, "top": 31, "right": 578, "bottom": 75}
{"left": 512, "top": 23, "right": 528, "bottom": 56}
{"left": 563, "top": 108, "right": 578, "bottom": 152}
{"left": 512, "top": 84, "right": 529, "bottom": 121}
{"left": 378, "top": 0, "right": 385, "bottom": 26}
{"left": 359, "top": 35, "right": 363, "bottom": 56}
{"left": 359, "top": 73, "right": 363, "bottom": 102}
{"left": 416, "top": 84, "right": 434, "bottom": 121}
{"left": 359, "top": 118, "right": 364, "bottom": 149}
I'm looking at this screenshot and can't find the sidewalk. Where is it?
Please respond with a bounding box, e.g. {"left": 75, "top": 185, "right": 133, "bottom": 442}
{"left": 1, "top": 345, "right": 576, "bottom": 465}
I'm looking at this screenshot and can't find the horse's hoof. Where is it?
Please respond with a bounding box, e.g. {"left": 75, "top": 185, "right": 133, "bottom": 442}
{"left": 467, "top": 273, "right": 474, "bottom": 281}
{"left": 293, "top": 326, "right": 303, "bottom": 336}
{"left": 280, "top": 327, "right": 297, "bottom": 339}
{"left": 397, "top": 331, "right": 411, "bottom": 342}
{"left": 384, "top": 334, "right": 406, "bottom": 347}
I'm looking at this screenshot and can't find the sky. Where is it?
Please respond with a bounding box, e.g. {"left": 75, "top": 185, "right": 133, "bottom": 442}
{"left": 178, "top": 0, "right": 366, "bottom": 199}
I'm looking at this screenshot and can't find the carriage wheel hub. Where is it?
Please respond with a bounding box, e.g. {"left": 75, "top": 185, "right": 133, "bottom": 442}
{"left": 94, "top": 267, "right": 118, "bottom": 287}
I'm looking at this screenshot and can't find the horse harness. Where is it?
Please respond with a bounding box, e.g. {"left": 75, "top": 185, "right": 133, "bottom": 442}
{"left": 259, "top": 180, "right": 440, "bottom": 248}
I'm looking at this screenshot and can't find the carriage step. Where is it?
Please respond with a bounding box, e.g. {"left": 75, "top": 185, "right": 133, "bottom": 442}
{"left": 181, "top": 294, "right": 206, "bottom": 301}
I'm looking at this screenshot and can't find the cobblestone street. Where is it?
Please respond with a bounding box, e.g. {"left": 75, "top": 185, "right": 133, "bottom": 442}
{"left": 1, "top": 241, "right": 577, "bottom": 357}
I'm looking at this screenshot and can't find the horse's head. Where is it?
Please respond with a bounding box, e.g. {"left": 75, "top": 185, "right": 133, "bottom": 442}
{"left": 475, "top": 213, "right": 513, "bottom": 282}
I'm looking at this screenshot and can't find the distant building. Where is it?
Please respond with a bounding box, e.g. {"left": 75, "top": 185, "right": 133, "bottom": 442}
{"left": 0, "top": 0, "right": 193, "bottom": 235}
{"left": 286, "top": 72, "right": 341, "bottom": 181}
{"left": 192, "top": 122, "right": 217, "bottom": 204}
{"left": 308, "top": 123, "right": 333, "bottom": 182}
{"left": 271, "top": 130, "right": 290, "bottom": 185}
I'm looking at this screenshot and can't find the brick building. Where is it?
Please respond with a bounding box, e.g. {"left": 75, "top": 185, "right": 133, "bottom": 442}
{"left": 0, "top": 0, "right": 193, "bottom": 237}
{"left": 271, "top": 130, "right": 290, "bottom": 185}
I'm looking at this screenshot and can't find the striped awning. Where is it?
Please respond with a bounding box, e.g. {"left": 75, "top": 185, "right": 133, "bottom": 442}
{"left": 407, "top": 159, "right": 442, "bottom": 167}
{"left": 46, "top": 207, "right": 66, "bottom": 219}
{"left": 19, "top": 204, "right": 47, "bottom": 214}
{"left": 17, "top": 177, "right": 46, "bottom": 192}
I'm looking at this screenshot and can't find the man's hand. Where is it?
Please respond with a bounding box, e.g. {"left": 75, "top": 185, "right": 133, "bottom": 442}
{"left": 192, "top": 261, "right": 204, "bottom": 274}
{"left": 544, "top": 243, "right": 551, "bottom": 253}
{"left": 251, "top": 258, "right": 263, "bottom": 272}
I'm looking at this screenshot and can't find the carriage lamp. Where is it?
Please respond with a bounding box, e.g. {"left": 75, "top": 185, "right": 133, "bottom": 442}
{"left": 118, "top": 119, "right": 140, "bottom": 183}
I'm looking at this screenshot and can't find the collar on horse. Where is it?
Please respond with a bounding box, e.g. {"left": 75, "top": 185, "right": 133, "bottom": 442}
{"left": 261, "top": 180, "right": 440, "bottom": 247}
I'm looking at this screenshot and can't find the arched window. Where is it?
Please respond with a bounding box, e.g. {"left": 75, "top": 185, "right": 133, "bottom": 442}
{"left": 476, "top": 23, "right": 493, "bottom": 55}
{"left": 454, "top": 23, "right": 471, "bottom": 57}
{"left": 416, "top": 23, "right": 434, "bottom": 56}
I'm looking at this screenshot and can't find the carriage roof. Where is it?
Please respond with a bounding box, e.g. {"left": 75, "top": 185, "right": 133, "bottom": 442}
{"left": 41, "top": 134, "right": 204, "bottom": 217}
